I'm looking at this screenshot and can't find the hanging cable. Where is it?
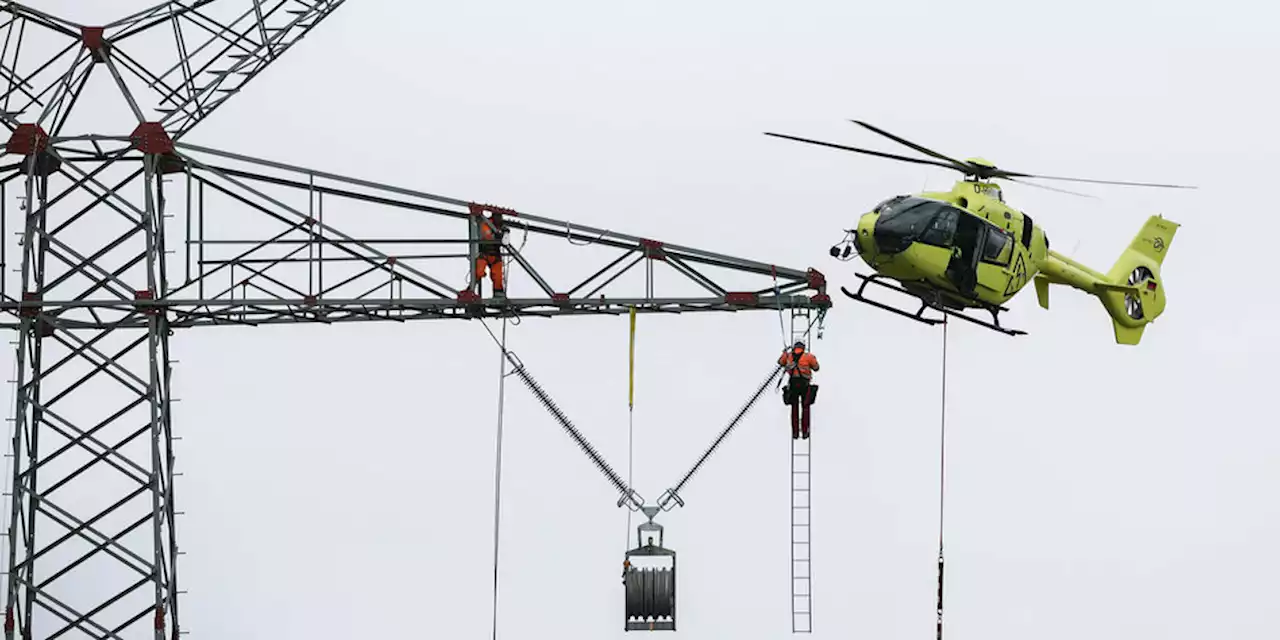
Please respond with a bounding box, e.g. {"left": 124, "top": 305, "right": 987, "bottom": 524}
{"left": 771, "top": 266, "right": 794, "bottom": 395}
{"left": 626, "top": 306, "right": 637, "bottom": 546}
{"left": 487, "top": 222, "right": 520, "bottom": 640}
{"left": 771, "top": 265, "right": 789, "bottom": 350}
{"left": 936, "top": 318, "right": 949, "bottom": 640}
{"left": 489, "top": 316, "right": 509, "bottom": 640}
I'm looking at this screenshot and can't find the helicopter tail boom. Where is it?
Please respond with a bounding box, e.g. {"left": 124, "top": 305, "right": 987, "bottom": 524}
{"left": 1037, "top": 215, "right": 1179, "bottom": 345}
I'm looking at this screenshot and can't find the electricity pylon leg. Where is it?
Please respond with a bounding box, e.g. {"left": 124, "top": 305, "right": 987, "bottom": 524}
{"left": 3, "top": 156, "right": 181, "bottom": 639}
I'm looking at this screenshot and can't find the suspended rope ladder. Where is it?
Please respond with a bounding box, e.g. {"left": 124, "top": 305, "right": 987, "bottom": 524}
{"left": 788, "top": 306, "right": 816, "bottom": 634}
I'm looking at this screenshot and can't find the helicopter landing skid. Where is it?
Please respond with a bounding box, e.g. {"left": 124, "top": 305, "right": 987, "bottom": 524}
{"left": 840, "top": 276, "right": 945, "bottom": 327}
{"left": 842, "top": 273, "right": 1027, "bottom": 337}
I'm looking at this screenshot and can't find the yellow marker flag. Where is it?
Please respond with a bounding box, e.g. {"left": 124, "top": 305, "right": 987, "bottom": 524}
{"left": 628, "top": 306, "right": 636, "bottom": 408}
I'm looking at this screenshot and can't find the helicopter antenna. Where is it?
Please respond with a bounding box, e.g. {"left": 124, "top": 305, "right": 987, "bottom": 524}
{"left": 764, "top": 122, "right": 1197, "bottom": 191}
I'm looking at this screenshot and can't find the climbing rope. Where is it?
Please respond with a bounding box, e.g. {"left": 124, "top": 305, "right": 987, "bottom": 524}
{"left": 489, "top": 315, "right": 510, "bottom": 640}
{"left": 626, "top": 306, "right": 637, "bottom": 547}
{"left": 936, "top": 317, "right": 949, "bottom": 640}
{"left": 485, "top": 220, "right": 522, "bottom": 639}
{"left": 626, "top": 409, "right": 634, "bottom": 544}
{"left": 771, "top": 266, "right": 789, "bottom": 350}
{"left": 485, "top": 221, "right": 524, "bottom": 639}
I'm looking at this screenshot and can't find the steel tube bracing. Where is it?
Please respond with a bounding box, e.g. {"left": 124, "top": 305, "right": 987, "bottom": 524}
{"left": 0, "top": 2, "right": 833, "bottom": 638}
{"left": 0, "top": 142, "right": 831, "bottom": 329}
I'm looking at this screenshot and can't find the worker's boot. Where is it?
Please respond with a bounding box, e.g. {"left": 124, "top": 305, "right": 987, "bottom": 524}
{"left": 801, "top": 405, "right": 811, "bottom": 439}
{"left": 790, "top": 405, "right": 800, "bottom": 439}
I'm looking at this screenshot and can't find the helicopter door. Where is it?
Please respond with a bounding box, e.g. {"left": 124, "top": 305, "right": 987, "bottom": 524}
{"left": 977, "top": 225, "right": 1016, "bottom": 298}
{"left": 946, "top": 212, "right": 985, "bottom": 296}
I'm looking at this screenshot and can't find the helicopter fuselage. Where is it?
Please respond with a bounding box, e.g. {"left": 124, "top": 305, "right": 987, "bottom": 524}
{"left": 770, "top": 121, "right": 1186, "bottom": 343}
{"left": 849, "top": 179, "right": 1050, "bottom": 309}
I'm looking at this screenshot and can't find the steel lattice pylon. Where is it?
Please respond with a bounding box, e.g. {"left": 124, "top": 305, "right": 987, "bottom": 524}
{"left": 0, "top": 2, "right": 832, "bottom": 638}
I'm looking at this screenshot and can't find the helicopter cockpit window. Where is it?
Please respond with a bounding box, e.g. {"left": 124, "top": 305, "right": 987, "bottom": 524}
{"left": 981, "top": 225, "right": 1013, "bottom": 266}
{"left": 874, "top": 198, "right": 950, "bottom": 253}
{"left": 873, "top": 195, "right": 910, "bottom": 214}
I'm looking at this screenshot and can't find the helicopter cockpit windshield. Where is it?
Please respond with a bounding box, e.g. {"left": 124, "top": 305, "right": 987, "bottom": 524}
{"left": 872, "top": 196, "right": 954, "bottom": 254}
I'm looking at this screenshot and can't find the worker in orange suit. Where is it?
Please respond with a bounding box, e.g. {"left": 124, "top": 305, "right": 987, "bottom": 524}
{"left": 778, "top": 341, "right": 819, "bottom": 439}
{"left": 475, "top": 209, "right": 506, "bottom": 298}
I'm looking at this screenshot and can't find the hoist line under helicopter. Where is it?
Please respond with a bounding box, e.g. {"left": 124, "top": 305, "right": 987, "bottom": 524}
{"left": 936, "top": 317, "right": 949, "bottom": 640}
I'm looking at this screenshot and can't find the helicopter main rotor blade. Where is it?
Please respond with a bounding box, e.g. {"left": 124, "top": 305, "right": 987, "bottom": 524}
{"left": 848, "top": 119, "right": 1195, "bottom": 189}
{"left": 763, "top": 132, "right": 958, "bottom": 171}
{"left": 995, "top": 170, "right": 1196, "bottom": 190}
{"left": 771, "top": 122, "right": 1197, "bottom": 190}
{"left": 847, "top": 120, "right": 974, "bottom": 172}
{"left": 1006, "top": 177, "right": 1098, "bottom": 199}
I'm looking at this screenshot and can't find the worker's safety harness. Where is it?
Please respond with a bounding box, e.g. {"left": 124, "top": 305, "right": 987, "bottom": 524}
{"left": 479, "top": 216, "right": 505, "bottom": 256}
{"left": 780, "top": 351, "right": 818, "bottom": 407}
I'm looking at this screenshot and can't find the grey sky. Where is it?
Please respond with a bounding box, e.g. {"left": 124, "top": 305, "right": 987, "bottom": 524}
{"left": 7, "top": 1, "right": 1279, "bottom": 638}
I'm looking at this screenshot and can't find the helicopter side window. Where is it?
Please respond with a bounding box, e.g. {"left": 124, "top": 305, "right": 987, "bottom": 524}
{"left": 981, "top": 224, "right": 1013, "bottom": 266}
{"left": 919, "top": 207, "right": 959, "bottom": 247}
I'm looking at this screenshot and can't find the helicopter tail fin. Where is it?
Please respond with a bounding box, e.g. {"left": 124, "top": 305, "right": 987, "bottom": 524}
{"left": 1039, "top": 215, "right": 1179, "bottom": 345}
{"left": 1097, "top": 215, "right": 1180, "bottom": 345}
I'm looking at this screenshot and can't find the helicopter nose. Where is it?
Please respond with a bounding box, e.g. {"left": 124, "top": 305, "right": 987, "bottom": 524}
{"left": 854, "top": 212, "right": 877, "bottom": 256}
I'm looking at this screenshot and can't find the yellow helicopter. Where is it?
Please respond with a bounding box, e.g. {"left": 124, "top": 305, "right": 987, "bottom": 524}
{"left": 765, "top": 121, "right": 1193, "bottom": 345}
